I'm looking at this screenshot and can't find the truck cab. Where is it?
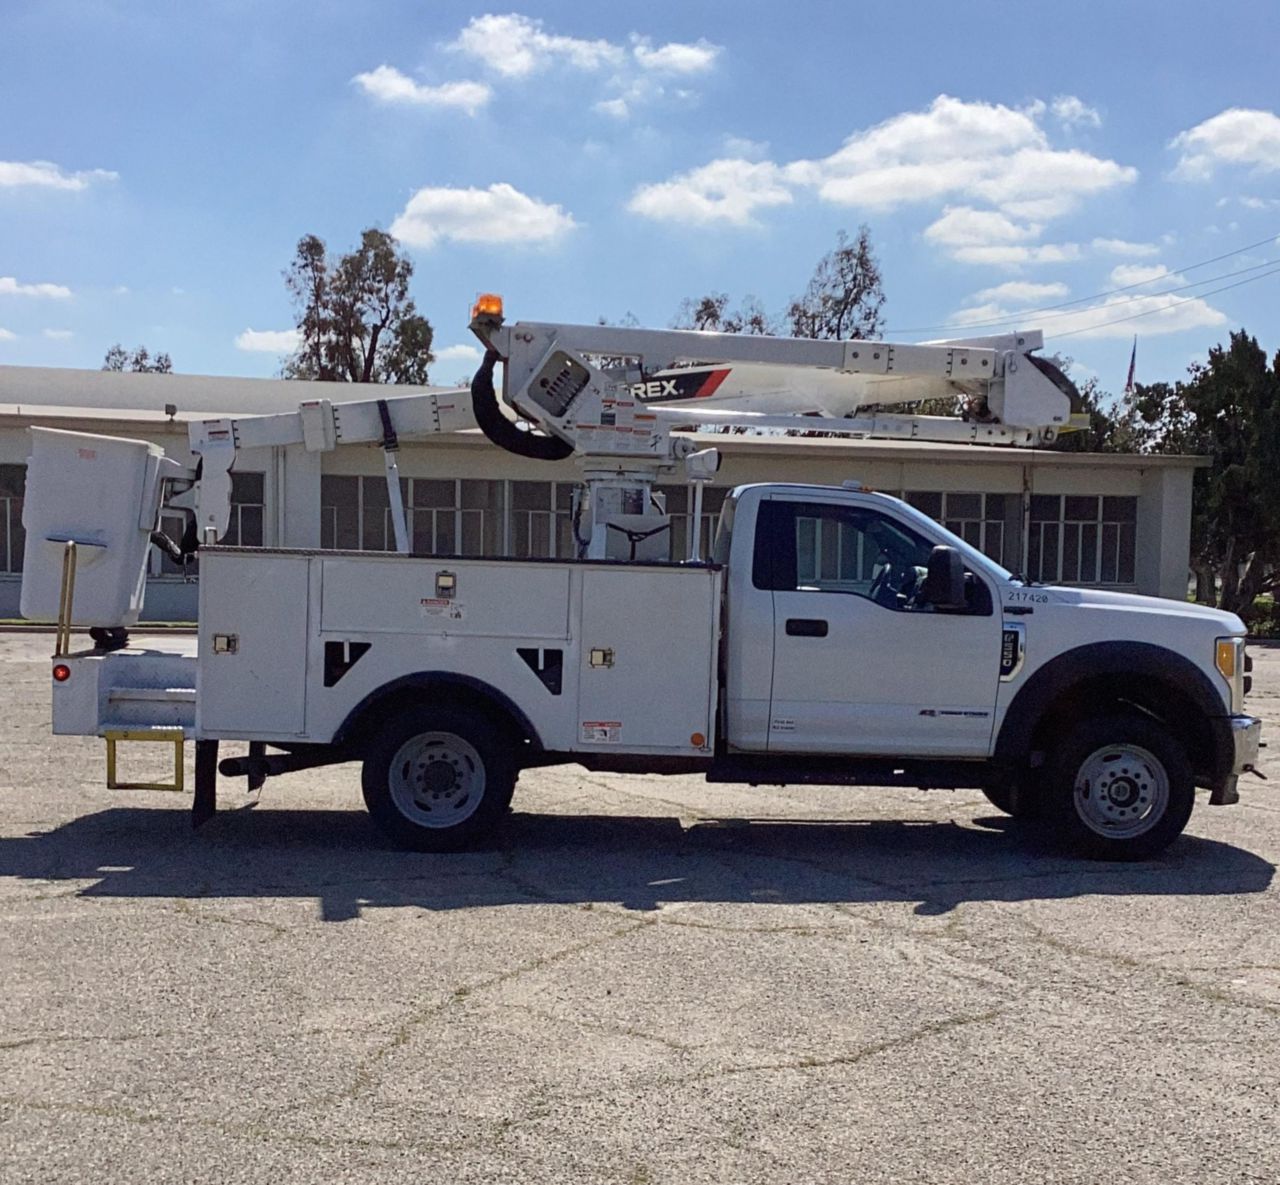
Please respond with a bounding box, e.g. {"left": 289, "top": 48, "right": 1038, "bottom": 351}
{"left": 715, "top": 482, "right": 1260, "bottom": 858}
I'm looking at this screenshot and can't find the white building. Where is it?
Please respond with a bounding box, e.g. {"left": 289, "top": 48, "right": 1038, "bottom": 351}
{"left": 0, "top": 365, "right": 1203, "bottom": 620}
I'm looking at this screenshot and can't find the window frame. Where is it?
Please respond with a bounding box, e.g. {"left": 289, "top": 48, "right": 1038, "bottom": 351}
{"left": 753, "top": 498, "right": 993, "bottom": 616}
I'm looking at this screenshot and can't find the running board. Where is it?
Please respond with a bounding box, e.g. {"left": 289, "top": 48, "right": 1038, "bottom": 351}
{"left": 707, "top": 756, "right": 992, "bottom": 790}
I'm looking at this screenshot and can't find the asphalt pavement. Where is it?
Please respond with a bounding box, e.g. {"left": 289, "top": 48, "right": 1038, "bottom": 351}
{"left": 1, "top": 633, "right": 1278, "bottom": 1183}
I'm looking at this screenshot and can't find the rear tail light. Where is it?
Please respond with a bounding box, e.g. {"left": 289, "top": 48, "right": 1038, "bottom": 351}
{"left": 52, "top": 663, "right": 71, "bottom": 683}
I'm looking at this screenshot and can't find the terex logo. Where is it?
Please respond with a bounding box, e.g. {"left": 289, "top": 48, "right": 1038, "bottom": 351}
{"left": 629, "top": 379, "right": 679, "bottom": 399}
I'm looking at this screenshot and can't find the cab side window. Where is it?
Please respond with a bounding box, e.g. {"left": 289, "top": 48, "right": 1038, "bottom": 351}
{"left": 753, "top": 500, "right": 991, "bottom": 614}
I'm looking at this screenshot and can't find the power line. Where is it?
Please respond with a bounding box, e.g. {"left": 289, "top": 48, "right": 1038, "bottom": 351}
{"left": 917, "top": 255, "right": 1280, "bottom": 335}
{"left": 1046, "top": 261, "right": 1280, "bottom": 341}
{"left": 885, "top": 229, "right": 1280, "bottom": 336}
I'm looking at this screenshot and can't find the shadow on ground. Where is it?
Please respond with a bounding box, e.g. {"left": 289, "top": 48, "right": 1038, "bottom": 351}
{"left": 2, "top": 805, "right": 1273, "bottom": 920}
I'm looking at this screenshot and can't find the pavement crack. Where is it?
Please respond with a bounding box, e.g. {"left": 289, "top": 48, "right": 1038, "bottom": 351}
{"left": 343, "top": 915, "right": 659, "bottom": 1100}
{"left": 496, "top": 1002, "right": 698, "bottom": 1054}
{"left": 680, "top": 1007, "right": 1005, "bottom": 1084}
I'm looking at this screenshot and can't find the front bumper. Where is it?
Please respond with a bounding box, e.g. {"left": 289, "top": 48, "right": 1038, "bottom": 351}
{"left": 1210, "top": 714, "right": 1263, "bottom": 805}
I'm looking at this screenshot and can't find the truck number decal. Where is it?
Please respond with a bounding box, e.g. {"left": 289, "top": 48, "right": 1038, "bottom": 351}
{"left": 1006, "top": 591, "right": 1048, "bottom": 603}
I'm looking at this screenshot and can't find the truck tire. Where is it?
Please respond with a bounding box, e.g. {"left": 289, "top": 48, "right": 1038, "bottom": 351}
{"left": 361, "top": 706, "right": 517, "bottom": 851}
{"left": 1045, "top": 716, "right": 1194, "bottom": 860}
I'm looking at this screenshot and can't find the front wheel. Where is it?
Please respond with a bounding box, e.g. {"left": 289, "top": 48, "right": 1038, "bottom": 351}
{"left": 1046, "top": 716, "right": 1194, "bottom": 860}
{"left": 361, "top": 706, "right": 516, "bottom": 851}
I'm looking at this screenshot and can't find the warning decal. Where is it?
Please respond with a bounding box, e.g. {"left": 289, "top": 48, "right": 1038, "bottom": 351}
{"left": 420, "top": 598, "right": 464, "bottom": 621}
{"left": 581, "top": 720, "right": 622, "bottom": 744}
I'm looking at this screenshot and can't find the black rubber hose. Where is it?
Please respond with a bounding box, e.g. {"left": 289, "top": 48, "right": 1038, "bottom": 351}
{"left": 470, "top": 349, "right": 574, "bottom": 461}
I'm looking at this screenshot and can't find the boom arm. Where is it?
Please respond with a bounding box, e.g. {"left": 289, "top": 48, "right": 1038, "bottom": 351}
{"left": 469, "top": 308, "right": 1081, "bottom": 561}
{"left": 183, "top": 390, "right": 476, "bottom": 545}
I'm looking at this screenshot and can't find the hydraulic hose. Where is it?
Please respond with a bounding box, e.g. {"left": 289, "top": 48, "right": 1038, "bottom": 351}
{"left": 470, "top": 349, "right": 574, "bottom": 461}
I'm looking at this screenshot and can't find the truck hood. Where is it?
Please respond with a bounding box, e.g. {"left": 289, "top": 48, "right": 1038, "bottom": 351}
{"left": 1006, "top": 584, "right": 1246, "bottom": 634}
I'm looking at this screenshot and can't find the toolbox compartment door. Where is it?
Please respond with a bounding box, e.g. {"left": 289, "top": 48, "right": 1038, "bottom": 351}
{"left": 198, "top": 552, "right": 310, "bottom": 737}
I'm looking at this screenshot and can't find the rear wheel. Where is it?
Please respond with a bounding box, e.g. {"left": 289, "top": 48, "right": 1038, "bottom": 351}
{"left": 1046, "top": 716, "right": 1194, "bottom": 860}
{"left": 361, "top": 706, "right": 516, "bottom": 851}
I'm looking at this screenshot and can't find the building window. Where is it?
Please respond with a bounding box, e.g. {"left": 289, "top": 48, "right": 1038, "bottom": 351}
{"left": 1029, "top": 494, "right": 1136, "bottom": 585}
{"left": 511, "top": 481, "right": 575, "bottom": 558}
{"left": 905, "top": 491, "right": 1014, "bottom": 567}
{"left": 0, "top": 463, "right": 25, "bottom": 574}
{"left": 223, "top": 472, "right": 265, "bottom": 547}
{"left": 659, "top": 484, "right": 729, "bottom": 561}
{"left": 154, "top": 471, "right": 264, "bottom": 577}
{"left": 322, "top": 475, "right": 508, "bottom": 556}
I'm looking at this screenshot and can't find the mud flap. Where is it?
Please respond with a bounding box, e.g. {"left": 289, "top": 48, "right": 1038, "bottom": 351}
{"left": 193, "top": 739, "right": 218, "bottom": 827}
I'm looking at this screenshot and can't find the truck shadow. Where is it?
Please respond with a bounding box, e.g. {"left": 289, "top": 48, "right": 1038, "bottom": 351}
{"left": 0, "top": 806, "right": 1273, "bottom": 920}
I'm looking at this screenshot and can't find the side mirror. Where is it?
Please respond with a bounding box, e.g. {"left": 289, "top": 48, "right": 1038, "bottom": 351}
{"left": 920, "top": 545, "right": 967, "bottom": 610}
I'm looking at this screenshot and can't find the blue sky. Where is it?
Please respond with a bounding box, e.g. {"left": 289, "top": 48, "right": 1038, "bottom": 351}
{"left": 2, "top": 0, "right": 1278, "bottom": 396}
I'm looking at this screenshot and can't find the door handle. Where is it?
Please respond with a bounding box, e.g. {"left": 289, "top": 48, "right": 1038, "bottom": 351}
{"left": 785, "top": 618, "right": 828, "bottom": 637}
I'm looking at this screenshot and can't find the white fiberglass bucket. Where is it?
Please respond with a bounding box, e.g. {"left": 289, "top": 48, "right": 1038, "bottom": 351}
{"left": 20, "top": 427, "right": 169, "bottom": 628}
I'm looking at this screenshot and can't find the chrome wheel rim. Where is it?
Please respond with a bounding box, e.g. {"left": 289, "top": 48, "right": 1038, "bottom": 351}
{"left": 1073, "top": 743, "right": 1169, "bottom": 839}
{"left": 388, "top": 732, "right": 486, "bottom": 829}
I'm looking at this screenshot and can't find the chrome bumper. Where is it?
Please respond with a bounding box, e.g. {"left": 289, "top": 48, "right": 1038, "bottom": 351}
{"left": 1211, "top": 715, "right": 1263, "bottom": 806}
{"left": 1231, "top": 714, "right": 1262, "bottom": 775}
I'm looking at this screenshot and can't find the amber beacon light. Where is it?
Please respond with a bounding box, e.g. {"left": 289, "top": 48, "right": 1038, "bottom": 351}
{"left": 470, "top": 293, "right": 504, "bottom": 321}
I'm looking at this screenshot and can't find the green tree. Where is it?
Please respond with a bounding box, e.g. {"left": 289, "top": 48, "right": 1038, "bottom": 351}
{"left": 1121, "top": 331, "right": 1280, "bottom": 614}
{"left": 672, "top": 228, "right": 884, "bottom": 341}
{"left": 786, "top": 227, "right": 885, "bottom": 341}
{"left": 672, "top": 292, "right": 775, "bottom": 335}
{"left": 102, "top": 344, "right": 172, "bottom": 373}
{"left": 282, "top": 228, "right": 434, "bottom": 384}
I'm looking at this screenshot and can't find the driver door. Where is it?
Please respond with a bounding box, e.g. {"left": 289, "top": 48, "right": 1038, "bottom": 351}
{"left": 759, "top": 497, "right": 1002, "bottom": 757}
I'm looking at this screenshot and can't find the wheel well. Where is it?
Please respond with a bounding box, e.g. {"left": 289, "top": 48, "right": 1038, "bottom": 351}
{"left": 1028, "top": 674, "right": 1216, "bottom": 780}
{"left": 335, "top": 676, "right": 538, "bottom": 758}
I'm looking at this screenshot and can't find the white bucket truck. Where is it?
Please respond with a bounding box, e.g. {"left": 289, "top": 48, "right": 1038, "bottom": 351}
{"left": 21, "top": 299, "right": 1262, "bottom": 859}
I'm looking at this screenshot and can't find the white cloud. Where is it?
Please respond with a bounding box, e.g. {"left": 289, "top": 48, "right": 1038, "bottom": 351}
{"left": 634, "top": 94, "right": 1132, "bottom": 234}
{"left": 924, "top": 206, "right": 1040, "bottom": 247}
{"left": 1172, "top": 108, "right": 1280, "bottom": 179}
{"left": 723, "top": 135, "right": 768, "bottom": 159}
{"left": 969, "top": 281, "right": 1070, "bottom": 306}
{"left": 352, "top": 66, "right": 491, "bottom": 115}
{"left": 922, "top": 207, "right": 1079, "bottom": 267}
{"left": 1051, "top": 95, "right": 1101, "bottom": 128}
{"left": 391, "top": 182, "right": 576, "bottom": 248}
{"left": 435, "top": 343, "right": 483, "bottom": 365}
{"left": 594, "top": 97, "right": 630, "bottom": 119}
{"left": 0, "top": 276, "right": 72, "bottom": 299}
{"left": 42, "top": 328, "right": 73, "bottom": 340}
{"left": 956, "top": 264, "right": 1225, "bottom": 341}
{"left": 1092, "top": 237, "right": 1160, "bottom": 257}
{"left": 0, "top": 160, "right": 117, "bottom": 190}
{"left": 1109, "top": 263, "right": 1171, "bottom": 286}
{"left": 631, "top": 36, "right": 720, "bottom": 74}
{"left": 113, "top": 285, "right": 130, "bottom": 295}
{"left": 447, "top": 16, "right": 719, "bottom": 120}
{"left": 451, "top": 13, "right": 624, "bottom": 78}
{"left": 949, "top": 243, "right": 1081, "bottom": 267}
{"left": 235, "top": 328, "right": 301, "bottom": 353}
{"left": 627, "top": 158, "right": 792, "bottom": 227}
{"left": 1239, "top": 195, "right": 1280, "bottom": 210}
{"left": 0, "top": 328, "right": 15, "bottom": 341}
